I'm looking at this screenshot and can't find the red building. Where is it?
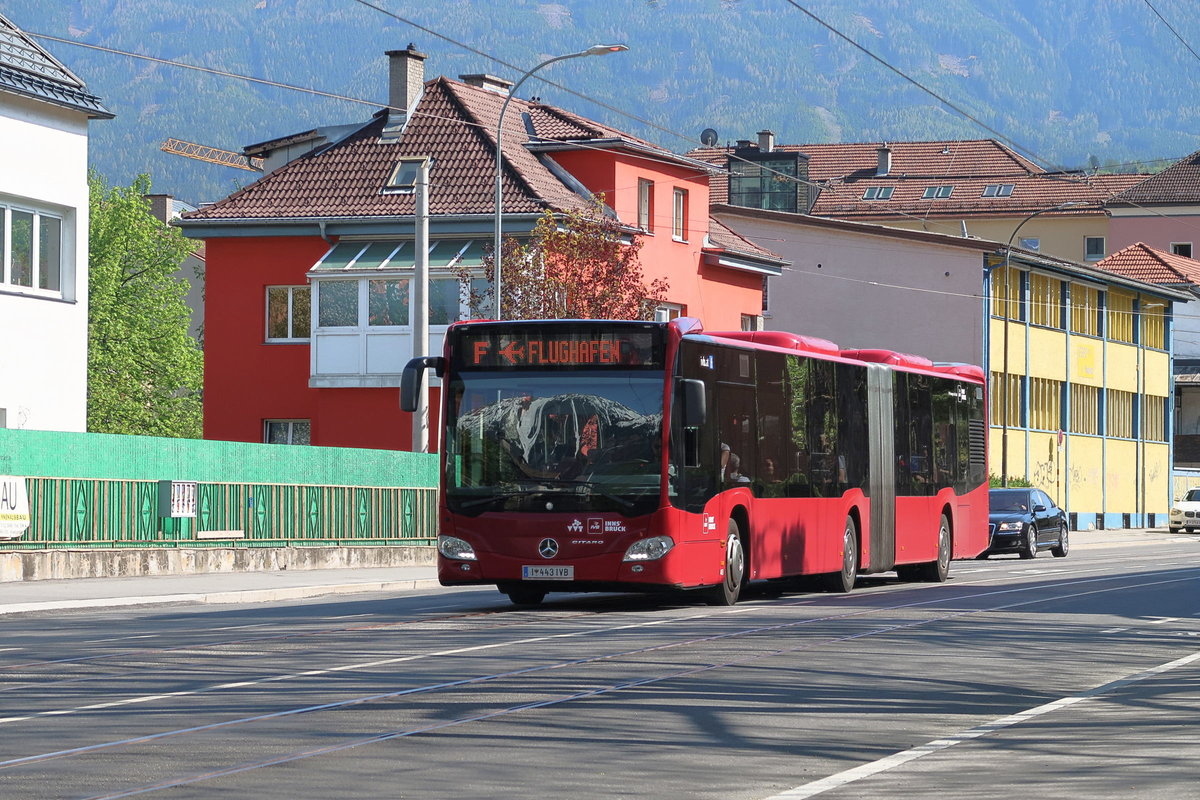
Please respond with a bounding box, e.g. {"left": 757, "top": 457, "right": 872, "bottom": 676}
{"left": 179, "top": 46, "right": 784, "bottom": 451}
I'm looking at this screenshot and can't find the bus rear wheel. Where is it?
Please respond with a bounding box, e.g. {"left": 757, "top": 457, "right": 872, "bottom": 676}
{"left": 898, "top": 514, "right": 951, "bottom": 582}
{"left": 822, "top": 517, "right": 858, "bottom": 593}
{"left": 705, "top": 519, "right": 745, "bottom": 606}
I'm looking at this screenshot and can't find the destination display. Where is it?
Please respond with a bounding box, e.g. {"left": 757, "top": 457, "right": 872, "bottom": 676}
{"left": 455, "top": 329, "right": 662, "bottom": 369}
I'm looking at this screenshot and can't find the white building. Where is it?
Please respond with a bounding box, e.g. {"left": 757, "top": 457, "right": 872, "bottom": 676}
{"left": 0, "top": 13, "right": 111, "bottom": 431}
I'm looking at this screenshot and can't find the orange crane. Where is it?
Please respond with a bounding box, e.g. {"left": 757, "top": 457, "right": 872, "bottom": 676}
{"left": 161, "top": 138, "right": 263, "bottom": 172}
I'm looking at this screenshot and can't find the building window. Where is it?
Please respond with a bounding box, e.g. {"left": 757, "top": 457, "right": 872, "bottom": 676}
{"left": 672, "top": 188, "right": 688, "bottom": 241}
{"left": 1, "top": 203, "right": 64, "bottom": 294}
{"left": 1084, "top": 236, "right": 1105, "bottom": 261}
{"left": 315, "top": 275, "right": 484, "bottom": 330}
{"left": 1107, "top": 290, "right": 1135, "bottom": 344}
{"left": 637, "top": 178, "right": 654, "bottom": 232}
{"left": 1142, "top": 395, "right": 1166, "bottom": 442}
{"left": 727, "top": 153, "right": 805, "bottom": 212}
{"left": 921, "top": 185, "right": 953, "bottom": 199}
{"left": 1069, "top": 383, "right": 1099, "bottom": 434}
{"left": 383, "top": 155, "right": 431, "bottom": 194}
{"left": 982, "top": 184, "right": 1014, "bottom": 197}
{"left": 862, "top": 186, "right": 894, "bottom": 200}
{"left": 1106, "top": 389, "right": 1134, "bottom": 438}
{"left": 990, "top": 371, "right": 1022, "bottom": 428}
{"left": 991, "top": 266, "right": 1022, "bottom": 320}
{"left": 265, "top": 419, "right": 311, "bottom": 445}
{"left": 761, "top": 275, "right": 770, "bottom": 314}
{"left": 1018, "top": 237, "right": 1040, "bottom": 252}
{"left": 1141, "top": 301, "right": 1166, "bottom": 349}
{"left": 1029, "top": 377, "right": 1063, "bottom": 431}
{"left": 266, "top": 286, "right": 312, "bottom": 341}
{"left": 1171, "top": 242, "right": 1193, "bottom": 258}
{"left": 655, "top": 302, "right": 684, "bottom": 322}
{"left": 1070, "top": 284, "right": 1100, "bottom": 336}
{"left": 741, "top": 314, "right": 763, "bottom": 331}
{"left": 1028, "top": 273, "right": 1062, "bottom": 328}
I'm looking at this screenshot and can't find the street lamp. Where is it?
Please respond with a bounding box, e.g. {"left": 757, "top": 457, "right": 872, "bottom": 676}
{"left": 492, "top": 44, "right": 629, "bottom": 320}
{"left": 998, "top": 201, "right": 1085, "bottom": 486}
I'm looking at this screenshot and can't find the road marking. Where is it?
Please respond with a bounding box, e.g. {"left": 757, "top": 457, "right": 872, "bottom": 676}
{"left": 83, "top": 635, "right": 157, "bottom": 644}
{"left": 1100, "top": 627, "right": 1130, "bottom": 634}
{"left": 0, "top": 648, "right": 21, "bottom": 653}
{"left": 210, "top": 624, "right": 271, "bottom": 631}
{"left": 1146, "top": 617, "right": 1179, "bottom": 625}
{"left": 763, "top": 649, "right": 1200, "bottom": 799}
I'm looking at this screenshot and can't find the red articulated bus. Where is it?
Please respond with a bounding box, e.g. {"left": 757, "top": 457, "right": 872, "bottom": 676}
{"left": 401, "top": 317, "right": 988, "bottom": 607}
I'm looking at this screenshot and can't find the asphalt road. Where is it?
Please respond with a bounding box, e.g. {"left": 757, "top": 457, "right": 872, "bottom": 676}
{"left": 2, "top": 535, "right": 1198, "bottom": 799}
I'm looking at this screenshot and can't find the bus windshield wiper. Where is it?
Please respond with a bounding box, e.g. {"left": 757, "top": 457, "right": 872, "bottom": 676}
{"left": 527, "top": 478, "right": 635, "bottom": 509}
{"left": 454, "top": 481, "right": 634, "bottom": 510}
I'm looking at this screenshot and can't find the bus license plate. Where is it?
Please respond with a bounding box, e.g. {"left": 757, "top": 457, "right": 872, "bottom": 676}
{"left": 522, "top": 565, "right": 574, "bottom": 580}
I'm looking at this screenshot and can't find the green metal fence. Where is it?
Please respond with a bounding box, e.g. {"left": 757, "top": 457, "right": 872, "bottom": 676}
{"left": 1, "top": 429, "right": 439, "bottom": 550}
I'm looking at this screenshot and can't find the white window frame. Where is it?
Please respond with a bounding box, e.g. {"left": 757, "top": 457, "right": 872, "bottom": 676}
{"left": 655, "top": 302, "right": 684, "bottom": 322}
{"left": 638, "top": 178, "right": 654, "bottom": 233}
{"left": 982, "top": 184, "right": 1014, "bottom": 197}
{"left": 1084, "top": 236, "right": 1105, "bottom": 262}
{"left": 862, "top": 186, "right": 894, "bottom": 200}
{"left": 672, "top": 188, "right": 688, "bottom": 242}
{"left": 922, "top": 185, "right": 954, "bottom": 199}
{"left": 1171, "top": 242, "right": 1193, "bottom": 259}
{"left": 1019, "top": 237, "right": 1041, "bottom": 252}
{"left": 265, "top": 285, "right": 311, "bottom": 342}
{"left": 264, "top": 419, "right": 311, "bottom": 445}
{"left": 1, "top": 201, "right": 66, "bottom": 298}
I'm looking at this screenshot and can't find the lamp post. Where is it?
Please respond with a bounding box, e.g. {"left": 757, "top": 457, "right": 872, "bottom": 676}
{"left": 492, "top": 44, "right": 629, "bottom": 320}
{"left": 999, "top": 201, "right": 1085, "bottom": 486}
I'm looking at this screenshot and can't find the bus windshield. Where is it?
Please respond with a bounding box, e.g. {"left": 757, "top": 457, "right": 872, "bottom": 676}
{"left": 444, "top": 370, "right": 665, "bottom": 516}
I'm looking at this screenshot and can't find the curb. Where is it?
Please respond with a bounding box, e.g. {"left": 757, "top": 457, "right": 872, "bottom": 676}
{"left": 0, "top": 578, "right": 443, "bottom": 616}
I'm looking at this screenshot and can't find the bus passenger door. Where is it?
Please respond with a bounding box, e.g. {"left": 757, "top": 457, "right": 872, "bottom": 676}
{"left": 866, "top": 364, "right": 896, "bottom": 572}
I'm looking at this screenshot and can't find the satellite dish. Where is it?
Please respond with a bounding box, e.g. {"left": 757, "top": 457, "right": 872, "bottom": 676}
{"left": 700, "top": 128, "right": 719, "bottom": 147}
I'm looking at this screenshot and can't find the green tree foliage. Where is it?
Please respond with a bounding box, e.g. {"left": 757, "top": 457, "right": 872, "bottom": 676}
{"left": 88, "top": 173, "right": 203, "bottom": 438}
{"left": 464, "top": 198, "right": 669, "bottom": 321}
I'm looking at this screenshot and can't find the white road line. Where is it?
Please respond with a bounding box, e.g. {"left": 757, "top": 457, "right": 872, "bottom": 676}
{"left": 0, "top": 648, "right": 21, "bottom": 653}
{"left": 83, "top": 635, "right": 157, "bottom": 644}
{"left": 1146, "top": 617, "right": 1179, "bottom": 625}
{"left": 763, "top": 649, "right": 1200, "bottom": 799}
{"left": 210, "top": 624, "right": 271, "bottom": 631}
{"left": 1100, "top": 627, "right": 1131, "bottom": 634}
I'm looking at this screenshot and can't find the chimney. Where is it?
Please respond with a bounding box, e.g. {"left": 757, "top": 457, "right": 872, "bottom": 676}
{"left": 757, "top": 130, "right": 775, "bottom": 153}
{"left": 459, "top": 74, "right": 514, "bottom": 95}
{"left": 876, "top": 144, "right": 892, "bottom": 177}
{"left": 382, "top": 45, "right": 426, "bottom": 141}
{"left": 736, "top": 139, "right": 755, "bottom": 150}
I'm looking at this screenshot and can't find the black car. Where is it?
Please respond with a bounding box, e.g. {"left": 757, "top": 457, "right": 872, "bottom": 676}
{"left": 983, "top": 487, "right": 1069, "bottom": 559}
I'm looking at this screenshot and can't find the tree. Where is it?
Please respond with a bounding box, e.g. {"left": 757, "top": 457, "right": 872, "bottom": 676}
{"left": 465, "top": 198, "right": 669, "bottom": 320}
{"left": 87, "top": 173, "right": 202, "bottom": 437}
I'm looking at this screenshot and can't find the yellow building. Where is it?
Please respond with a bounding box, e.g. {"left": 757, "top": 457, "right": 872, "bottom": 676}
{"left": 988, "top": 248, "right": 1189, "bottom": 529}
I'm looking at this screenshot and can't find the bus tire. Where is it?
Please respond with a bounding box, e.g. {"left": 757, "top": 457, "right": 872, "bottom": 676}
{"left": 898, "top": 514, "right": 951, "bottom": 582}
{"left": 705, "top": 519, "right": 745, "bottom": 606}
{"left": 822, "top": 516, "right": 858, "bottom": 593}
{"left": 503, "top": 585, "right": 546, "bottom": 607}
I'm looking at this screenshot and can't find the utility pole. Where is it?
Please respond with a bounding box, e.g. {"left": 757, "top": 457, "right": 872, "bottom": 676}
{"left": 411, "top": 158, "right": 430, "bottom": 453}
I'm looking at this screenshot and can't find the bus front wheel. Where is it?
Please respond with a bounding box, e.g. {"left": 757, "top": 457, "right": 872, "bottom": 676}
{"left": 502, "top": 584, "right": 546, "bottom": 607}
{"left": 706, "top": 519, "right": 745, "bottom": 606}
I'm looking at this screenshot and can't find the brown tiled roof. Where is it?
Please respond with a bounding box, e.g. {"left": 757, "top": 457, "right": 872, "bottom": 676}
{"left": 1108, "top": 149, "right": 1200, "bottom": 205}
{"left": 1094, "top": 242, "right": 1200, "bottom": 286}
{"left": 705, "top": 216, "right": 782, "bottom": 261}
{"left": 688, "top": 138, "right": 1146, "bottom": 220}
{"left": 183, "top": 77, "right": 677, "bottom": 222}
{"left": 811, "top": 172, "right": 1145, "bottom": 220}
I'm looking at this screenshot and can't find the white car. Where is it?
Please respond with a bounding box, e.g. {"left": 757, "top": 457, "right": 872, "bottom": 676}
{"left": 1168, "top": 488, "right": 1200, "bottom": 533}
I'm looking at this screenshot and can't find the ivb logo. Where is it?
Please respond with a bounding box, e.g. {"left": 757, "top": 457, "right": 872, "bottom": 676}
{"left": 566, "top": 519, "right": 584, "bottom": 533}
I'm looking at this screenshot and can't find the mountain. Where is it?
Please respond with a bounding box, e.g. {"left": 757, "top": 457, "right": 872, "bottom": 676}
{"left": 7, "top": 0, "right": 1200, "bottom": 204}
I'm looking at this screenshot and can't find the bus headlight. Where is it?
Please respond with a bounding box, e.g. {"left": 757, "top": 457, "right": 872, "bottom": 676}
{"left": 438, "top": 535, "right": 477, "bottom": 561}
{"left": 623, "top": 535, "right": 674, "bottom": 562}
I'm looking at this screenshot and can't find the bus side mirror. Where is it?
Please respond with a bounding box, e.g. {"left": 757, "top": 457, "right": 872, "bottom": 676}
{"left": 678, "top": 378, "right": 706, "bottom": 427}
{"left": 400, "top": 356, "right": 445, "bottom": 412}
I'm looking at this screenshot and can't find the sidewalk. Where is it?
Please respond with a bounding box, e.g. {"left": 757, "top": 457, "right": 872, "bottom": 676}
{"left": 0, "top": 529, "right": 1189, "bottom": 616}
{"left": 0, "top": 565, "right": 441, "bottom": 616}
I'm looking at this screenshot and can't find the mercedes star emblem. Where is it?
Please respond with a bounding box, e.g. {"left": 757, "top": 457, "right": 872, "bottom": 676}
{"left": 538, "top": 538, "right": 559, "bottom": 559}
